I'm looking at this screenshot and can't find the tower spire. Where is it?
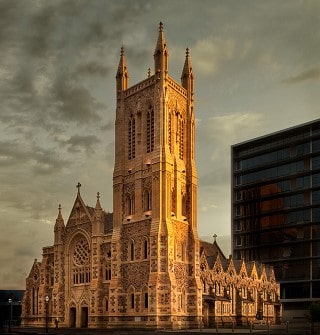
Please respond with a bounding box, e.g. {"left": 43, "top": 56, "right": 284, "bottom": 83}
{"left": 181, "top": 47, "right": 194, "bottom": 96}
{"left": 116, "top": 46, "right": 128, "bottom": 94}
{"left": 154, "top": 22, "right": 168, "bottom": 77}
{"left": 95, "top": 192, "right": 102, "bottom": 211}
{"left": 54, "top": 204, "right": 65, "bottom": 245}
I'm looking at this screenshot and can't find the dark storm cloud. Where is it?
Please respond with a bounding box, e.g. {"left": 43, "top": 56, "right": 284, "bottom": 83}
{"left": 73, "top": 62, "right": 111, "bottom": 78}
{"left": 0, "top": 140, "right": 69, "bottom": 174}
{"left": 59, "top": 134, "right": 101, "bottom": 154}
{"left": 52, "top": 76, "right": 103, "bottom": 123}
{"left": 282, "top": 67, "right": 320, "bottom": 84}
{"left": 0, "top": 0, "right": 154, "bottom": 132}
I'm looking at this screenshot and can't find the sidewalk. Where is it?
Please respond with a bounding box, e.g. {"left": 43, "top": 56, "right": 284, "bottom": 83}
{"left": 0, "top": 325, "right": 314, "bottom": 335}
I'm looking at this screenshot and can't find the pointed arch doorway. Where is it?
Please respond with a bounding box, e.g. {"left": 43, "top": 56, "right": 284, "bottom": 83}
{"left": 69, "top": 307, "right": 76, "bottom": 327}
{"left": 81, "top": 306, "right": 88, "bottom": 328}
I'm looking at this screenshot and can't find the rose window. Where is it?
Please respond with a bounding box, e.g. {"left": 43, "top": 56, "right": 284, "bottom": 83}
{"left": 73, "top": 238, "right": 89, "bottom": 266}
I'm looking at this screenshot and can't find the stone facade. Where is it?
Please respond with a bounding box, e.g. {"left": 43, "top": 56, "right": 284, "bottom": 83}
{"left": 200, "top": 240, "right": 281, "bottom": 326}
{"left": 21, "top": 23, "right": 280, "bottom": 330}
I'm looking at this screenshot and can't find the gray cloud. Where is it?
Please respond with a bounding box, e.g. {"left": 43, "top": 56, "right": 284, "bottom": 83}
{"left": 282, "top": 67, "right": 320, "bottom": 84}
{"left": 73, "top": 62, "right": 112, "bottom": 78}
{"left": 52, "top": 76, "right": 103, "bottom": 123}
{"left": 61, "top": 134, "right": 101, "bottom": 154}
{"left": 1, "top": 0, "right": 319, "bottom": 290}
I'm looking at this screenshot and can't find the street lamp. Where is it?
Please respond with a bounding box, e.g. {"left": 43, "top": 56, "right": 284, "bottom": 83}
{"left": 45, "top": 296, "right": 49, "bottom": 333}
{"left": 8, "top": 298, "right": 12, "bottom": 333}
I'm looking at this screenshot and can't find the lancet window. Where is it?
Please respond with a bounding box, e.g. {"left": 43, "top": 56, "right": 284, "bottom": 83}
{"left": 179, "top": 119, "right": 184, "bottom": 160}
{"left": 143, "top": 189, "right": 152, "bottom": 211}
{"left": 146, "top": 108, "right": 154, "bottom": 153}
{"left": 128, "top": 115, "right": 136, "bottom": 159}
{"left": 130, "top": 240, "right": 135, "bottom": 261}
{"left": 142, "top": 237, "right": 149, "bottom": 259}
{"left": 126, "top": 194, "right": 135, "bottom": 215}
{"left": 168, "top": 112, "right": 172, "bottom": 152}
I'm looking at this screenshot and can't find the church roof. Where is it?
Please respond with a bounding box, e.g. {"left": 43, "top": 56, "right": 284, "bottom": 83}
{"left": 85, "top": 205, "right": 113, "bottom": 234}
{"left": 103, "top": 212, "right": 113, "bottom": 234}
{"left": 200, "top": 240, "right": 227, "bottom": 260}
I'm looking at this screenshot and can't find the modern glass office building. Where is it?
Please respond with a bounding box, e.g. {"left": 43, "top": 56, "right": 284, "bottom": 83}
{"left": 232, "top": 119, "right": 320, "bottom": 317}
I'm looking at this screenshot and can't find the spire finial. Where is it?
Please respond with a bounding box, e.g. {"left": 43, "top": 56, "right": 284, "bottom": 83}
{"left": 213, "top": 234, "right": 217, "bottom": 243}
{"left": 186, "top": 47, "right": 189, "bottom": 57}
{"left": 159, "top": 21, "right": 164, "bottom": 32}
{"left": 120, "top": 46, "right": 124, "bottom": 56}
{"left": 57, "top": 204, "right": 63, "bottom": 219}
{"left": 95, "top": 192, "right": 102, "bottom": 211}
{"left": 76, "top": 182, "right": 81, "bottom": 194}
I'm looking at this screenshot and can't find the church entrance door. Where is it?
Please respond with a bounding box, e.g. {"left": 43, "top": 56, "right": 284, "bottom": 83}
{"left": 69, "top": 307, "right": 76, "bottom": 327}
{"left": 81, "top": 307, "right": 88, "bottom": 328}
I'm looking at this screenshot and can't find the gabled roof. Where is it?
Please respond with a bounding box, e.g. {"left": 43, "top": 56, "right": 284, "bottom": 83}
{"left": 66, "top": 190, "right": 94, "bottom": 228}
{"left": 200, "top": 240, "right": 227, "bottom": 260}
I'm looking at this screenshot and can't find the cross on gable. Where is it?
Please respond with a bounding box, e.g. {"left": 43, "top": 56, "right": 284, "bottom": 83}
{"left": 76, "top": 182, "right": 81, "bottom": 194}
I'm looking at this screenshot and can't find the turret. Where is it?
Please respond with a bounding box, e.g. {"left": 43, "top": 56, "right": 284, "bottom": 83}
{"left": 154, "top": 22, "right": 168, "bottom": 80}
{"left": 93, "top": 192, "right": 104, "bottom": 235}
{"left": 181, "top": 48, "right": 194, "bottom": 98}
{"left": 116, "top": 46, "right": 128, "bottom": 97}
{"left": 54, "top": 204, "right": 65, "bottom": 245}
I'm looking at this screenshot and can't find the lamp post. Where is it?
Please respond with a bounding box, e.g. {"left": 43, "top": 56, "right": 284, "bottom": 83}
{"left": 8, "top": 298, "right": 12, "bottom": 333}
{"left": 45, "top": 295, "right": 49, "bottom": 333}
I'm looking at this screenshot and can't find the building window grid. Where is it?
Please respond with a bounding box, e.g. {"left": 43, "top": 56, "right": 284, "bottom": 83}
{"left": 235, "top": 131, "right": 312, "bottom": 158}
{"left": 233, "top": 125, "right": 320, "bottom": 302}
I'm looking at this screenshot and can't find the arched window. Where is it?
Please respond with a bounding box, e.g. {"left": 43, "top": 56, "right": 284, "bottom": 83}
{"left": 32, "top": 287, "right": 39, "bottom": 315}
{"left": 71, "top": 237, "right": 91, "bottom": 286}
{"left": 105, "top": 263, "right": 111, "bottom": 281}
{"left": 126, "top": 195, "right": 135, "bottom": 215}
{"left": 144, "top": 292, "right": 148, "bottom": 309}
{"left": 181, "top": 242, "right": 186, "bottom": 262}
{"left": 181, "top": 289, "right": 186, "bottom": 312}
{"left": 143, "top": 189, "right": 152, "bottom": 211}
{"left": 182, "top": 193, "right": 187, "bottom": 217}
{"left": 128, "top": 116, "right": 136, "bottom": 159}
{"left": 105, "top": 297, "right": 109, "bottom": 312}
{"left": 146, "top": 108, "right": 154, "bottom": 153}
{"left": 130, "top": 240, "right": 135, "bottom": 261}
{"left": 168, "top": 112, "right": 172, "bottom": 152}
{"left": 179, "top": 119, "right": 184, "bottom": 160}
{"left": 143, "top": 237, "right": 148, "bottom": 259}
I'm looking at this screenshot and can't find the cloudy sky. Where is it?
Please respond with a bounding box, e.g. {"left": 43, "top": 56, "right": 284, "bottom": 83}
{"left": 0, "top": 0, "right": 319, "bottom": 289}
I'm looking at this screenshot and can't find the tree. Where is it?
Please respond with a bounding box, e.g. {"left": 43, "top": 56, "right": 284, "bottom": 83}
{"left": 310, "top": 302, "right": 320, "bottom": 322}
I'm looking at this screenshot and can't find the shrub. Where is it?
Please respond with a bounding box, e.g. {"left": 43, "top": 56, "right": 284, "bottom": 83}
{"left": 310, "top": 302, "right": 320, "bottom": 322}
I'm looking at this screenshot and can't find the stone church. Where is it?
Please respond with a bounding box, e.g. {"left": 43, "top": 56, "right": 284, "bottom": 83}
{"left": 21, "top": 23, "right": 280, "bottom": 329}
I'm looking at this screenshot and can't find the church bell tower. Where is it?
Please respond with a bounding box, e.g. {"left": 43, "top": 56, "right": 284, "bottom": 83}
{"left": 109, "top": 22, "right": 201, "bottom": 329}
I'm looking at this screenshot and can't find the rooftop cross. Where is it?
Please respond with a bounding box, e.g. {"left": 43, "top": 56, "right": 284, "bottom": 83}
{"left": 76, "top": 182, "right": 81, "bottom": 194}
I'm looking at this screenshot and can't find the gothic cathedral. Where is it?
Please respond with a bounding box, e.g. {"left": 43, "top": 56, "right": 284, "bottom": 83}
{"left": 21, "top": 23, "right": 281, "bottom": 330}
{"left": 21, "top": 23, "right": 203, "bottom": 329}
